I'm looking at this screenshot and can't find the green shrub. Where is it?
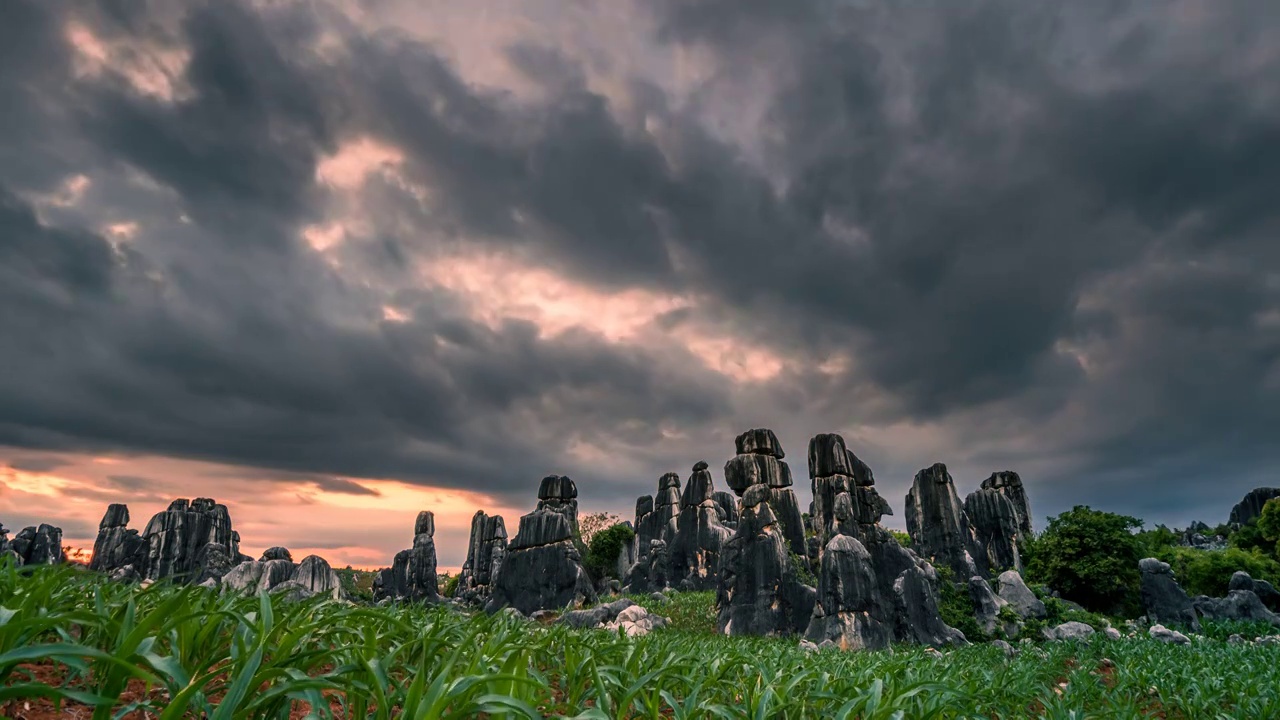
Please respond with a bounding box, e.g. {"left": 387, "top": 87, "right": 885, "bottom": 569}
{"left": 1229, "top": 520, "right": 1274, "bottom": 556}
{"left": 789, "top": 552, "right": 817, "bottom": 586}
{"left": 933, "top": 565, "right": 990, "bottom": 643}
{"left": 1155, "top": 546, "right": 1280, "bottom": 598}
{"left": 1024, "top": 505, "right": 1142, "bottom": 616}
{"left": 890, "top": 530, "right": 912, "bottom": 548}
{"left": 625, "top": 590, "right": 717, "bottom": 634}
{"left": 439, "top": 572, "right": 460, "bottom": 598}
{"left": 584, "top": 522, "right": 635, "bottom": 582}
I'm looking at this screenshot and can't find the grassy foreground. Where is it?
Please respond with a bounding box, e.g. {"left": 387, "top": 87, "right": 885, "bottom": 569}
{"left": 2, "top": 564, "right": 1279, "bottom": 718}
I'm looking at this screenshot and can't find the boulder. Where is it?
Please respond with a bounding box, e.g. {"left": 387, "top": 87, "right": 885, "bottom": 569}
{"left": 1229, "top": 571, "right": 1280, "bottom": 611}
{"left": 1148, "top": 624, "right": 1191, "bottom": 645}
{"left": 963, "top": 489, "right": 1022, "bottom": 574}
{"left": 996, "top": 570, "right": 1046, "bottom": 619}
{"left": 1042, "top": 621, "right": 1095, "bottom": 641}
{"left": 374, "top": 511, "right": 439, "bottom": 603}
{"left": 905, "top": 464, "right": 980, "bottom": 579}
{"left": 279, "top": 555, "right": 343, "bottom": 600}
{"left": 724, "top": 453, "right": 793, "bottom": 494}
{"left": 194, "top": 542, "right": 236, "bottom": 585}
{"left": 1138, "top": 558, "right": 1200, "bottom": 630}
{"left": 486, "top": 509, "right": 597, "bottom": 615}
{"left": 221, "top": 558, "right": 298, "bottom": 594}
{"left": 1193, "top": 591, "right": 1280, "bottom": 626}
{"left": 969, "top": 576, "right": 1012, "bottom": 636}
{"left": 137, "top": 498, "right": 241, "bottom": 583}
{"left": 980, "top": 471, "right": 1034, "bottom": 536}
{"left": 558, "top": 598, "right": 670, "bottom": 636}
{"left": 1229, "top": 488, "right": 1280, "bottom": 526}
{"left": 260, "top": 546, "right": 293, "bottom": 562}
{"left": 455, "top": 511, "right": 507, "bottom": 602}
{"left": 11, "top": 524, "right": 64, "bottom": 566}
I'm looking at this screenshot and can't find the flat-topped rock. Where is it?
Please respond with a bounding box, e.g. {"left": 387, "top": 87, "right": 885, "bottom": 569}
{"left": 735, "top": 428, "right": 785, "bottom": 458}
{"left": 724, "top": 453, "right": 793, "bottom": 495}
{"left": 510, "top": 510, "right": 574, "bottom": 550}
{"left": 455, "top": 511, "right": 508, "bottom": 602}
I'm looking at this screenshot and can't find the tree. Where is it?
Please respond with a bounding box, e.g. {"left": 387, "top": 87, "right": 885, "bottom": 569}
{"left": 1023, "top": 505, "right": 1143, "bottom": 615}
{"left": 579, "top": 512, "right": 622, "bottom": 546}
{"left": 583, "top": 523, "right": 636, "bottom": 582}
{"left": 1258, "top": 498, "right": 1280, "bottom": 557}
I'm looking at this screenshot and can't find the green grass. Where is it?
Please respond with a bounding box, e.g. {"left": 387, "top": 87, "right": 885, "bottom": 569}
{"left": 3, "top": 563, "right": 1280, "bottom": 718}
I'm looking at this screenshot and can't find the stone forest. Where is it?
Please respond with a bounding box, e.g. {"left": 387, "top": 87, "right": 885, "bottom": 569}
{"left": 7, "top": 428, "right": 1280, "bottom": 654}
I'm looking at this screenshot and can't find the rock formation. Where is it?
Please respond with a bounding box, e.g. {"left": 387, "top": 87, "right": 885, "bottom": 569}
{"left": 996, "top": 570, "right": 1047, "bottom": 619}
{"left": 713, "top": 491, "right": 739, "bottom": 527}
{"left": 558, "top": 598, "right": 669, "bottom": 636}
{"left": 1230, "top": 571, "right": 1280, "bottom": 611}
{"left": 624, "top": 472, "right": 685, "bottom": 592}
{"left": 803, "top": 433, "right": 965, "bottom": 650}
{"left": 219, "top": 552, "right": 344, "bottom": 600}
{"left": 724, "top": 429, "right": 805, "bottom": 557}
{"left": 454, "top": 511, "right": 507, "bottom": 603}
{"left": 537, "top": 475, "right": 580, "bottom": 537}
{"left": 969, "top": 576, "right": 1012, "bottom": 636}
{"left": 260, "top": 546, "right": 293, "bottom": 562}
{"left": 667, "top": 461, "right": 733, "bottom": 591}
{"left": 1229, "top": 487, "right": 1280, "bottom": 526}
{"left": 88, "top": 499, "right": 247, "bottom": 583}
{"left": 980, "top": 471, "right": 1033, "bottom": 536}
{"left": 962, "top": 489, "right": 1022, "bottom": 574}
{"left": 9, "top": 524, "right": 64, "bottom": 566}
{"left": 905, "top": 464, "right": 981, "bottom": 580}
{"left": 1138, "top": 558, "right": 1200, "bottom": 630}
{"left": 0, "top": 524, "right": 15, "bottom": 565}
{"left": 374, "top": 511, "right": 439, "bottom": 603}
{"left": 1193, "top": 590, "right": 1280, "bottom": 626}
{"left": 486, "top": 508, "right": 596, "bottom": 615}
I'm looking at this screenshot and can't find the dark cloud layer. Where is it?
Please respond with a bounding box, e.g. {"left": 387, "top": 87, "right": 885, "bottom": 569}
{"left": 1, "top": 0, "right": 1278, "bottom": 528}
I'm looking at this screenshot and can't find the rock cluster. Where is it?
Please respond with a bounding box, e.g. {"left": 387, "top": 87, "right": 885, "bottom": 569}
{"left": 4, "top": 523, "right": 65, "bottom": 566}
{"left": 1138, "top": 558, "right": 1200, "bottom": 630}
{"left": 1229, "top": 487, "right": 1280, "bottom": 526}
{"left": 724, "top": 429, "right": 806, "bottom": 558}
{"left": 219, "top": 552, "right": 344, "bottom": 600}
{"left": 667, "top": 462, "right": 733, "bottom": 591}
{"left": 374, "top": 511, "right": 440, "bottom": 603}
{"left": 454, "top": 511, "right": 507, "bottom": 603}
{"left": 803, "top": 433, "right": 965, "bottom": 650}
{"left": 486, "top": 505, "right": 596, "bottom": 615}
{"left": 1229, "top": 571, "right": 1280, "bottom": 611}
{"left": 557, "top": 598, "right": 669, "bottom": 636}
{"left": 905, "top": 465, "right": 1028, "bottom": 579}
{"left": 90, "top": 499, "right": 249, "bottom": 584}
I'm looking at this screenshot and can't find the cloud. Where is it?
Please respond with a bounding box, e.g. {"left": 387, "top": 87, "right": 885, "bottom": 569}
{"left": 0, "top": 0, "right": 1277, "bottom": 539}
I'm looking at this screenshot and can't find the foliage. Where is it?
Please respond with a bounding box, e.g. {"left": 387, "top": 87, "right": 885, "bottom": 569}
{"left": 1135, "top": 524, "right": 1181, "bottom": 557}
{"left": 6, "top": 562, "right": 1280, "bottom": 718}
{"left": 1229, "top": 520, "right": 1275, "bottom": 557}
{"left": 1155, "top": 546, "right": 1280, "bottom": 598}
{"left": 579, "top": 512, "right": 622, "bottom": 547}
{"left": 890, "top": 530, "right": 912, "bottom": 548}
{"left": 440, "top": 572, "right": 460, "bottom": 598}
{"left": 583, "top": 522, "right": 635, "bottom": 582}
{"left": 625, "top": 591, "right": 718, "bottom": 635}
{"left": 932, "top": 566, "right": 990, "bottom": 643}
{"left": 1023, "top": 505, "right": 1143, "bottom": 616}
{"left": 789, "top": 552, "right": 817, "bottom": 587}
{"left": 1197, "top": 619, "right": 1280, "bottom": 642}
{"left": 334, "top": 566, "right": 375, "bottom": 603}
{"left": 1259, "top": 499, "right": 1280, "bottom": 553}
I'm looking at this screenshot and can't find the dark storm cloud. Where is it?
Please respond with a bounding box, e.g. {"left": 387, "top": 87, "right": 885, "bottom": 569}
{"left": 7, "top": 457, "right": 75, "bottom": 474}
{"left": 2, "top": 0, "right": 1279, "bottom": 527}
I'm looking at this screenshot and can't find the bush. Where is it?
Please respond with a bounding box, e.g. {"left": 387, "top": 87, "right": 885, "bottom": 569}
{"left": 1023, "top": 505, "right": 1142, "bottom": 616}
{"left": 625, "top": 590, "right": 718, "bottom": 634}
{"left": 890, "top": 530, "right": 912, "bottom": 548}
{"left": 1229, "top": 520, "right": 1274, "bottom": 556}
{"left": 1155, "top": 546, "right": 1280, "bottom": 598}
{"left": 440, "top": 572, "right": 460, "bottom": 598}
{"left": 789, "top": 552, "right": 817, "bottom": 586}
{"left": 933, "top": 565, "right": 989, "bottom": 643}
{"left": 584, "top": 522, "right": 635, "bottom": 582}
{"left": 1135, "top": 524, "right": 1181, "bottom": 557}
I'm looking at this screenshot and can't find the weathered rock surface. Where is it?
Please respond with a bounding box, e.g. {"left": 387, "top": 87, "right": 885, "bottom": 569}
{"left": 0, "top": 524, "right": 16, "bottom": 565}
{"left": 1138, "top": 558, "right": 1200, "bottom": 630}
{"left": 486, "top": 509, "right": 596, "bottom": 615}
{"left": 260, "top": 547, "right": 293, "bottom": 562}
{"left": 996, "top": 570, "right": 1047, "bottom": 619}
{"left": 724, "top": 453, "right": 793, "bottom": 494}
{"left": 1229, "top": 488, "right": 1280, "bottom": 526}
{"left": 11, "top": 524, "right": 65, "bottom": 566}
{"left": 735, "top": 428, "right": 785, "bottom": 458}
{"left": 537, "top": 475, "right": 580, "bottom": 536}
{"left": 969, "top": 576, "right": 1012, "bottom": 636}
{"left": 455, "top": 511, "right": 507, "bottom": 602}
{"left": 980, "top": 471, "right": 1033, "bottom": 536}
{"left": 713, "top": 491, "right": 739, "bottom": 527}
{"left": 279, "top": 555, "right": 344, "bottom": 600}
{"left": 374, "top": 511, "right": 439, "bottom": 603}
{"left": 725, "top": 431, "right": 805, "bottom": 557}
{"left": 1042, "top": 621, "right": 1095, "bottom": 641}
{"left": 668, "top": 463, "right": 732, "bottom": 591}
{"left": 963, "top": 489, "right": 1022, "bottom": 574}
{"left": 905, "top": 464, "right": 980, "bottom": 580}
{"left": 1229, "top": 571, "right": 1280, "bottom": 611}
{"left": 221, "top": 558, "right": 298, "bottom": 594}
{"left": 90, "top": 505, "right": 146, "bottom": 575}
{"left": 1193, "top": 591, "right": 1280, "bottom": 626}
{"left": 558, "top": 598, "right": 669, "bottom": 636}
{"left": 1149, "top": 624, "right": 1191, "bottom": 645}
{"left": 142, "top": 499, "right": 243, "bottom": 583}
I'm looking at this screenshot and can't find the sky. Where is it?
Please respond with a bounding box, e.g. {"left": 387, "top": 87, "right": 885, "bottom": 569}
{"left": 2, "top": 0, "right": 1279, "bottom": 572}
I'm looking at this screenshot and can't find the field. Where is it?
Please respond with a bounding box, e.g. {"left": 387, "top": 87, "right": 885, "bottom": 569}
{"left": 2, "top": 564, "right": 1279, "bottom": 719}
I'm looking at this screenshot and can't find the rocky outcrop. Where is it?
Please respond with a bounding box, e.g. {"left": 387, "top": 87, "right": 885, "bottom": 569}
{"left": 969, "top": 576, "right": 1012, "bottom": 636}
{"left": 1138, "top": 558, "right": 1200, "bottom": 630}
{"left": 1149, "top": 624, "right": 1191, "bottom": 645}
{"left": 803, "top": 432, "right": 964, "bottom": 651}
{"left": 724, "top": 431, "right": 806, "bottom": 557}
{"left": 537, "top": 475, "right": 580, "bottom": 537}
{"left": 905, "top": 464, "right": 980, "bottom": 579}
{"left": 374, "top": 511, "right": 440, "bottom": 603}
{"left": 10, "top": 524, "right": 65, "bottom": 566}
{"left": 713, "top": 491, "right": 739, "bottom": 527}
{"left": 486, "top": 509, "right": 596, "bottom": 615}
{"left": 1229, "top": 571, "right": 1280, "bottom": 611}
{"left": 219, "top": 553, "right": 343, "bottom": 600}
{"left": 963, "top": 489, "right": 1022, "bottom": 574}
{"left": 0, "top": 524, "right": 16, "bottom": 565}
{"left": 1193, "top": 590, "right": 1280, "bottom": 626}
{"left": 260, "top": 547, "right": 293, "bottom": 562}
{"left": 996, "top": 570, "right": 1047, "bottom": 619}
{"left": 625, "top": 472, "right": 684, "bottom": 592}
{"left": 455, "top": 511, "right": 507, "bottom": 603}
{"left": 558, "top": 598, "right": 669, "bottom": 636}
{"left": 716, "top": 483, "right": 815, "bottom": 636}
{"left": 90, "top": 505, "right": 146, "bottom": 576}
{"left": 668, "top": 462, "right": 733, "bottom": 591}
{"left": 140, "top": 499, "right": 246, "bottom": 583}
{"left": 1229, "top": 488, "right": 1280, "bottom": 526}
{"left": 980, "top": 471, "right": 1033, "bottom": 536}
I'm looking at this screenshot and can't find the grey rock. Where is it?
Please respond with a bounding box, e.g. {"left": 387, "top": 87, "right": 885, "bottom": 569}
{"left": 455, "top": 511, "right": 507, "bottom": 602}
{"left": 12, "top": 524, "right": 65, "bottom": 566}
{"left": 486, "top": 508, "right": 596, "bottom": 615}
{"left": 980, "top": 471, "right": 1033, "bottom": 536}
{"left": 724, "top": 453, "right": 793, "bottom": 495}
{"left": 260, "top": 547, "right": 293, "bottom": 562}
{"left": 807, "top": 433, "right": 854, "bottom": 479}
{"left": 222, "top": 558, "right": 298, "bottom": 594}
{"left": 374, "top": 511, "right": 439, "bottom": 603}
{"left": 1104, "top": 627, "right": 1122, "bottom": 640}
{"left": 536, "top": 475, "right": 580, "bottom": 536}
{"left": 1193, "top": 591, "right": 1280, "bottom": 626}
{"left": 288, "top": 555, "right": 344, "bottom": 599}
{"left": 1229, "top": 488, "right": 1280, "bottom": 526}
{"left": 1148, "top": 624, "right": 1191, "bottom": 645}
{"left": 735, "top": 428, "right": 785, "bottom": 458}
{"left": 90, "top": 505, "right": 146, "bottom": 575}
{"left": 650, "top": 591, "right": 670, "bottom": 604}
{"left": 963, "top": 489, "right": 1022, "bottom": 574}
{"left": 713, "top": 491, "right": 739, "bottom": 526}
{"left": 194, "top": 542, "right": 236, "bottom": 585}
{"left": 905, "top": 464, "right": 981, "bottom": 580}
{"left": 1227, "top": 633, "right": 1246, "bottom": 644}
{"left": 996, "top": 570, "right": 1047, "bottom": 619}
{"left": 1229, "top": 571, "right": 1280, "bottom": 611}
{"left": 1042, "top": 621, "right": 1095, "bottom": 641}
{"left": 991, "top": 639, "right": 1018, "bottom": 657}
{"left": 1138, "top": 558, "right": 1200, "bottom": 630}
{"left": 669, "top": 468, "right": 732, "bottom": 591}
{"left": 558, "top": 599, "right": 636, "bottom": 628}
{"left": 969, "top": 576, "right": 1010, "bottom": 636}
{"left": 136, "top": 498, "right": 240, "bottom": 583}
